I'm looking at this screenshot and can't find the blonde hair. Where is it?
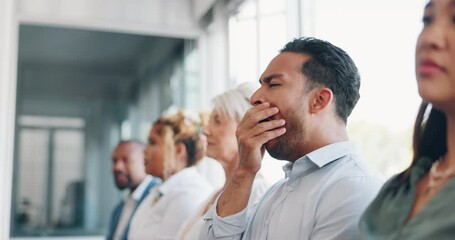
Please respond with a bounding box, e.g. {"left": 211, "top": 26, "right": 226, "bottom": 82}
{"left": 153, "top": 110, "right": 206, "bottom": 171}
{"left": 212, "top": 82, "right": 258, "bottom": 122}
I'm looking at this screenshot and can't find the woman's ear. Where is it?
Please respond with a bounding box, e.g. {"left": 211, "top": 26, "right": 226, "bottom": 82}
{"left": 175, "top": 142, "right": 188, "bottom": 169}
{"left": 309, "top": 88, "right": 333, "bottom": 114}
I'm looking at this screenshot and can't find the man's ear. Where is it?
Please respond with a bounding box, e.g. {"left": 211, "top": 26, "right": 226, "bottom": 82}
{"left": 309, "top": 88, "right": 333, "bottom": 114}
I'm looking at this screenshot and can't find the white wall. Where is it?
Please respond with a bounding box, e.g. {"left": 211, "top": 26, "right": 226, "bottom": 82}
{"left": 198, "top": 0, "right": 231, "bottom": 108}
{"left": 0, "top": 0, "right": 17, "bottom": 238}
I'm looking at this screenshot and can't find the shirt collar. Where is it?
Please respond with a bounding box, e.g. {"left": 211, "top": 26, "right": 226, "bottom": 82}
{"left": 130, "top": 175, "right": 154, "bottom": 201}
{"left": 158, "top": 166, "right": 199, "bottom": 196}
{"left": 283, "top": 141, "right": 356, "bottom": 185}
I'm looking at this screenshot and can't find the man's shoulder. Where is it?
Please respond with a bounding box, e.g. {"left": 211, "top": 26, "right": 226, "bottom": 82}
{"left": 332, "top": 154, "right": 384, "bottom": 181}
{"left": 311, "top": 154, "right": 385, "bottom": 196}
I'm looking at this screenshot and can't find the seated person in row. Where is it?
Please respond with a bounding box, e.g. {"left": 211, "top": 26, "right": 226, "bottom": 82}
{"left": 177, "top": 82, "right": 270, "bottom": 240}
{"left": 107, "top": 140, "right": 161, "bottom": 240}
{"left": 201, "top": 37, "right": 384, "bottom": 240}
{"left": 128, "top": 110, "right": 213, "bottom": 239}
{"left": 360, "top": 0, "right": 455, "bottom": 238}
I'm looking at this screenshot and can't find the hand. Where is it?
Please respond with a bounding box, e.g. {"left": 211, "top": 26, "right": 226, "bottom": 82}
{"left": 236, "top": 102, "right": 286, "bottom": 174}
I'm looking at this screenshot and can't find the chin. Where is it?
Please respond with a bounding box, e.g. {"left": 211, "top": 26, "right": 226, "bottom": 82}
{"left": 206, "top": 149, "right": 217, "bottom": 159}
{"left": 265, "top": 140, "right": 287, "bottom": 160}
{"left": 420, "top": 89, "right": 449, "bottom": 107}
{"left": 264, "top": 138, "right": 278, "bottom": 150}
{"left": 115, "top": 183, "right": 128, "bottom": 190}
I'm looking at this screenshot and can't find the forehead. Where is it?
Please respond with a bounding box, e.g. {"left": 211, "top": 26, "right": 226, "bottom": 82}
{"left": 426, "top": 0, "right": 455, "bottom": 9}
{"left": 261, "top": 52, "right": 310, "bottom": 77}
{"left": 210, "top": 109, "right": 235, "bottom": 122}
{"left": 114, "top": 143, "right": 135, "bottom": 155}
{"left": 210, "top": 109, "right": 225, "bottom": 119}
{"left": 150, "top": 125, "right": 160, "bottom": 136}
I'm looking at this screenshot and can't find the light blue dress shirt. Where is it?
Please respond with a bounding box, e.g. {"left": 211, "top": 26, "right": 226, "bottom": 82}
{"left": 201, "top": 141, "right": 384, "bottom": 240}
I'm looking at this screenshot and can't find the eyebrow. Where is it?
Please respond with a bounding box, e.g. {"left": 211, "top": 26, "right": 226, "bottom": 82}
{"left": 259, "top": 73, "right": 283, "bottom": 84}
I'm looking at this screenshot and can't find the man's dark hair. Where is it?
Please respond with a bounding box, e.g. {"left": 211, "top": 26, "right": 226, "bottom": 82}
{"left": 280, "top": 37, "right": 360, "bottom": 123}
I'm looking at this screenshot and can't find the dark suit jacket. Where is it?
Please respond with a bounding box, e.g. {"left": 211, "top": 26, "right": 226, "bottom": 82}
{"left": 106, "top": 177, "right": 161, "bottom": 240}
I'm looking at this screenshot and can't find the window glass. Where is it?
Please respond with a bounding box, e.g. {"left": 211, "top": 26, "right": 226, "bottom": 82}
{"left": 52, "top": 130, "right": 84, "bottom": 228}
{"left": 258, "top": 14, "right": 287, "bottom": 70}
{"left": 229, "top": 0, "right": 290, "bottom": 184}
{"left": 229, "top": 14, "right": 258, "bottom": 84}
{"left": 259, "top": 0, "right": 285, "bottom": 15}
{"left": 13, "top": 117, "right": 86, "bottom": 236}
{"left": 312, "top": 0, "right": 426, "bottom": 176}
{"left": 16, "top": 129, "right": 49, "bottom": 233}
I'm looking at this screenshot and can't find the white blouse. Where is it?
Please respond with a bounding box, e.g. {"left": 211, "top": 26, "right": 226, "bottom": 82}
{"left": 128, "top": 166, "right": 213, "bottom": 240}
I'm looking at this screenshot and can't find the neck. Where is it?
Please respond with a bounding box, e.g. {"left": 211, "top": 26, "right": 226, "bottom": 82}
{"left": 445, "top": 113, "right": 455, "bottom": 166}
{"left": 297, "top": 121, "right": 349, "bottom": 160}
{"left": 129, "top": 175, "right": 146, "bottom": 192}
{"left": 129, "top": 184, "right": 138, "bottom": 193}
{"left": 175, "top": 157, "right": 189, "bottom": 173}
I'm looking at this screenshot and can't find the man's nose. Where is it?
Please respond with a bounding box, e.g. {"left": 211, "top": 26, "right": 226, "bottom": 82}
{"left": 249, "top": 87, "right": 266, "bottom": 106}
{"left": 113, "top": 160, "right": 123, "bottom": 172}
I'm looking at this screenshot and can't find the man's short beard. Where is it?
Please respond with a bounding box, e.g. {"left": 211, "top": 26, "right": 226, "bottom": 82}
{"left": 115, "top": 183, "right": 129, "bottom": 190}
{"left": 266, "top": 113, "right": 303, "bottom": 161}
{"left": 114, "top": 174, "right": 132, "bottom": 190}
{"left": 267, "top": 133, "right": 299, "bottom": 160}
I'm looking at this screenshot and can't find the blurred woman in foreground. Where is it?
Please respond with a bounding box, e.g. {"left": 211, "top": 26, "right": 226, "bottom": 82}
{"left": 360, "top": 0, "right": 455, "bottom": 238}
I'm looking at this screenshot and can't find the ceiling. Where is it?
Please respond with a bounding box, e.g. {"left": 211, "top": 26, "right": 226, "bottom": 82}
{"left": 17, "top": 24, "right": 186, "bottom": 112}
{"left": 18, "top": 24, "right": 183, "bottom": 69}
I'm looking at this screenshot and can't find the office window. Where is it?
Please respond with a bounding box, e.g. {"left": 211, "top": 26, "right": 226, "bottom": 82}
{"left": 12, "top": 116, "right": 86, "bottom": 236}
{"left": 228, "top": 0, "right": 296, "bottom": 184}
{"left": 229, "top": 0, "right": 290, "bottom": 86}
{"left": 311, "top": 0, "right": 426, "bottom": 176}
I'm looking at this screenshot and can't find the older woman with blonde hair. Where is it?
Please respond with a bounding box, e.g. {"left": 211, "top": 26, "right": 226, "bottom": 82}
{"left": 177, "top": 82, "right": 270, "bottom": 240}
{"left": 128, "top": 110, "right": 213, "bottom": 240}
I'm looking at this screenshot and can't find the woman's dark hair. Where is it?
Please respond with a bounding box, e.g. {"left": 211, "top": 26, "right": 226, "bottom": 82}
{"left": 389, "top": 102, "right": 447, "bottom": 190}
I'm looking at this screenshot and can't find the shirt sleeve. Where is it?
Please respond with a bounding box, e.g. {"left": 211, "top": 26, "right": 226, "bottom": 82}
{"left": 199, "top": 197, "right": 248, "bottom": 240}
{"left": 311, "top": 176, "right": 383, "bottom": 240}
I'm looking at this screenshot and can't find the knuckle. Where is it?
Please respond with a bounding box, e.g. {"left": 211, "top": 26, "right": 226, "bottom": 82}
{"left": 251, "top": 114, "right": 261, "bottom": 122}
{"left": 235, "top": 128, "right": 241, "bottom": 137}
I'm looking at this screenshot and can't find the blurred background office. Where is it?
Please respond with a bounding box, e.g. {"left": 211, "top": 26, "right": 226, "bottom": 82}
{"left": 0, "top": 0, "right": 425, "bottom": 239}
